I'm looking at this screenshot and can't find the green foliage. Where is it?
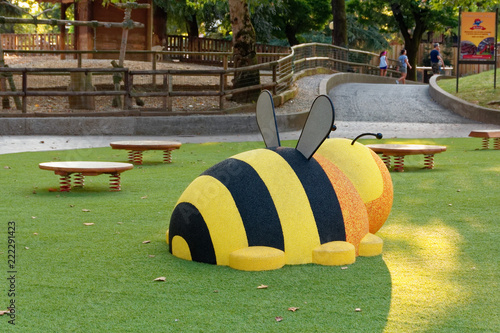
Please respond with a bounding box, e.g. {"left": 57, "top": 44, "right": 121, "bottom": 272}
{"left": 346, "top": 14, "right": 390, "bottom": 51}
{"left": 0, "top": 137, "right": 499, "bottom": 331}
{"left": 0, "top": 0, "right": 23, "bottom": 33}
{"left": 199, "top": 1, "right": 231, "bottom": 37}
{"left": 0, "top": 0, "right": 68, "bottom": 34}
{"left": 268, "top": 0, "right": 332, "bottom": 46}
{"left": 427, "top": 0, "right": 499, "bottom": 12}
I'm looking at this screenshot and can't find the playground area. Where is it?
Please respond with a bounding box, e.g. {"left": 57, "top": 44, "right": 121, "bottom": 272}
{"left": 0, "top": 136, "right": 498, "bottom": 331}
{"left": 1, "top": 55, "right": 243, "bottom": 114}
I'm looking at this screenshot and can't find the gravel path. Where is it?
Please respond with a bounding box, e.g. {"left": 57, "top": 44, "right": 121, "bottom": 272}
{"left": 274, "top": 75, "right": 500, "bottom": 139}
{"left": 275, "top": 75, "right": 332, "bottom": 115}
{"left": 280, "top": 76, "right": 478, "bottom": 124}
{"left": 328, "top": 83, "right": 477, "bottom": 123}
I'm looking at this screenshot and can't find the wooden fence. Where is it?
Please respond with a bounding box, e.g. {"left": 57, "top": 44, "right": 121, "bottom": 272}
{"left": 163, "top": 36, "right": 289, "bottom": 65}
{"left": 1, "top": 33, "right": 288, "bottom": 64}
{"left": 1, "top": 33, "right": 74, "bottom": 52}
{"left": 0, "top": 43, "right": 398, "bottom": 115}
{"left": 3, "top": 32, "right": 497, "bottom": 76}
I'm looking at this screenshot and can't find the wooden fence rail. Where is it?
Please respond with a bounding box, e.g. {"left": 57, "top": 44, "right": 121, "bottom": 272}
{"left": 0, "top": 43, "right": 446, "bottom": 116}
{"left": 1, "top": 33, "right": 75, "bottom": 52}
{"left": 0, "top": 62, "right": 280, "bottom": 114}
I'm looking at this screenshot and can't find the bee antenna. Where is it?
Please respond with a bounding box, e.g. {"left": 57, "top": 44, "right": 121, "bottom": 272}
{"left": 351, "top": 132, "right": 383, "bottom": 145}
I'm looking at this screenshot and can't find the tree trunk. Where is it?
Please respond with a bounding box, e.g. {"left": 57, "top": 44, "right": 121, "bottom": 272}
{"left": 153, "top": 4, "right": 167, "bottom": 46}
{"left": 331, "top": 0, "right": 347, "bottom": 47}
{"left": 404, "top": 38, "right": 420, "bottom": 81}
{"left": 186, "top": 14, "right": 199, "bottom": 38}
{"left": 228, "top": 0, "right": 260, "bottom": 103}
{"left": 390, "top": 2, "right": 427, "bottom": 82}
{"left": 285, "top": 25, "right": 300, "bottom": 46}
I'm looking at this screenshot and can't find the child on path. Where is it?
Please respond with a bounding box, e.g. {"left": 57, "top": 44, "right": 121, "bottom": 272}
{"left": 396, "top": 49, "right": 411, "bottom": 84}
{"left": 379, "top": 51, "right": 388, "bottom": 76}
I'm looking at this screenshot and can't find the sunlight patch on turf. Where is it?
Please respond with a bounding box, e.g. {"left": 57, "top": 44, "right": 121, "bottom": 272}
{"left": 381, "top": 219, "right": 468, "bottom": 331}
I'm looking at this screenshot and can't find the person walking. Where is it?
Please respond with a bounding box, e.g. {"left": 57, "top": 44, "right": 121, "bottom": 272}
{"left": 430, "top": 43, "right": 443, "bottom": 74}
{"left": 379, "top": 51, "right": 388, "bottom": 76}
{"left": 396, "top": 49, "right": 411, "bottom": 84}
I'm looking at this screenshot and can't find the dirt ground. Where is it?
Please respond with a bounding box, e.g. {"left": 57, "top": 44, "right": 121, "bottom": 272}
{"left": 1, "top": 55, "right": 241, "bottom": 114}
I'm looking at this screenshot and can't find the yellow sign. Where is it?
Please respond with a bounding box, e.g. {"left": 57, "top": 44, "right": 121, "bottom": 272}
{"left": 460, "top": 12, "right": 496, "bottom": 60}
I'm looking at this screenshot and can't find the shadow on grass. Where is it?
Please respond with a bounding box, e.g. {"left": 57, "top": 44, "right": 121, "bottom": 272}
{"left": 146, "top": 249, "right": 393, "bottom": 332}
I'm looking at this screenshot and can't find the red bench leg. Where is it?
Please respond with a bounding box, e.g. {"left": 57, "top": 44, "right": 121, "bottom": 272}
{"left": 59, "top": 174, "right": 72, "bottom": 192}
{"left": 73, "top": 173, "right": 85, "bottom": 187}
{"left": 424, "top": 154, "right": 435, "bottom": 169}
{"left": 381, "top": 154, "right": 391, "bottom": 170}
{"left": 109, "top": 173, "right": 121, "bottom": 191}
{"left": 128, "top": 150, "right": 143, "bottom": 164}
{"left": 481, "top": 138, "right": 489, "bottom": 149}
{"left": 163, "top": 149, "right": 173, "bottom": 163}
{"left": 393, "top": 156, "right": 405, "bottom": 172}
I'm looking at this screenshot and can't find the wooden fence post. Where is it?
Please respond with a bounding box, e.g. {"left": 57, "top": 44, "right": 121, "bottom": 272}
{"left": 219, "top": 73, "right": 224, "bottom": 110}
{"left": 124, "top": 70, "right": 132, "bottom": 110}
{"left": 272, "top": 64, "right": 277, "bottom": 95}
{"left": 22, "top": 71, "right": 27, "bottom": 113}
{"left": 68, "top": 71, "right": 95, "bottom": 110}
{"left": 167, "top": 74, "right": 172, "bottom": 111}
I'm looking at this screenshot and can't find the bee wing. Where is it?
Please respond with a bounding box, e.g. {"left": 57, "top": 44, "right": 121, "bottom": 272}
{"left": 296, "top": 95, "right": 335, "bottom": 160}
{"left": 256, "top": 90, "right": 281, "bottom": 148}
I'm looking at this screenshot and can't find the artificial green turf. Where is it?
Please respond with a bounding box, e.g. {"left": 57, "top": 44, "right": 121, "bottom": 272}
{"left": 0, "top": 138, "right": 498, "bottom": 332}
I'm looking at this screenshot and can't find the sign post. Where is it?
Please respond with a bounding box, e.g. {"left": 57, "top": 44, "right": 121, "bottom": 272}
{"left": 456, "top": 9, "right": 498, "bottom": 92}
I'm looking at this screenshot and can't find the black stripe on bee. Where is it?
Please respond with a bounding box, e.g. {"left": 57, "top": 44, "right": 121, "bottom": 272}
{"left": 203, "top": 158, "right": 285, "bottom": 250}
{"left": 270, "top": 147, "right": 346, "bottom": 243}
{"left": 169, "top": 202, "right": 216, "bottom": 264}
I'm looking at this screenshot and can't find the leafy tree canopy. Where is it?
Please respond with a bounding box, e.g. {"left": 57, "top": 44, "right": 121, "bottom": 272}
{"left": 346, "top": 0, "right": 499, "bottom": 80}
{"left": 0, "top": 0, "right": 64, "bottom": 33}
{"left": 269, "top": 0, "right": 332, "bottom": 46}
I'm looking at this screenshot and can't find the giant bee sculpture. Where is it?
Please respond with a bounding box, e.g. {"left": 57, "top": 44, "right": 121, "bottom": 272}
{"left": 167, "top": 91, "right": 392, "bottom": 271}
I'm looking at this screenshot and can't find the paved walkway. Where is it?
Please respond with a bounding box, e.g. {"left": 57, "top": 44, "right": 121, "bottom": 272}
{"left": 1, "top": 75, "right": 499, "bottom": 155}
{"left": 329, "top": 83, "right": 478, "bottom": 124}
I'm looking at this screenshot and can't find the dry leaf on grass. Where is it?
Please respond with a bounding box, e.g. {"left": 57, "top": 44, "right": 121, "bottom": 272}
{"left": 288, "top": 307, "right": 299, "bottom": 312}
{"left": 275, "top": 316, "right": 283, "bottom": 322}
{"left": 355, "top": 308, "right": 362, "bottom": 312}
{"left": 141, "top": 195, "right": 148, "bottom": 199}
{"left": 83, "top": 223, "right": 94, "bottom": 226}
{"left": 153, "top": 277, "right": 166, "bottom": 282}
{"left": 82, "top": 209, "right": 91, "bottom": 212}
{"left": 257, "top": 284, "right": 268, "bottom": 289}
{"left": 0, "top": 309, "right": 12, "bottom": 315}
{"left": 142, "top": 240, "right": 151, "bottom": 244}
